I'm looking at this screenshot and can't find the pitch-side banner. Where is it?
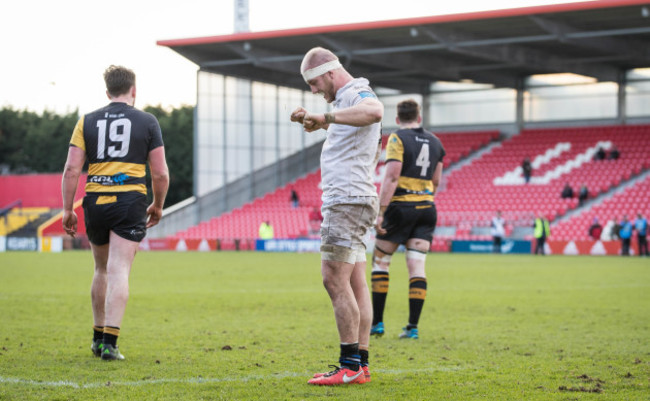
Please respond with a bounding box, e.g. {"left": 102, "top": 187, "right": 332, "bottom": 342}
{"left": 256, "top": 239, "right": 321, "bottom": 252}
{"left": 5, "top": 236, "right": 38, "bottom": 251}
{"left": 546, "top": 240, "right": 633, "bottom": 255}
{"left": 451, "top": 239, "right": 531, "bottom": 254}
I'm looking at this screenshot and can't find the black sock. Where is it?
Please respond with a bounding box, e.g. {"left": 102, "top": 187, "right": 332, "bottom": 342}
{"left": 103, "top": 326, "right": 120, "bottom": 347}
{"left": 408, "top": 277, "right": 427, "bottom": 328}
{"left": 371, "top": 271, "right": 389, "bottom": 325}
{"left": 339, "top": 343, "right": 360, "bottom": 371}
{"left": 359, "top": 349, "right": 369, "bottom": 367}
{"left": 93, "top": 326, "right": 104, "bottom": 342}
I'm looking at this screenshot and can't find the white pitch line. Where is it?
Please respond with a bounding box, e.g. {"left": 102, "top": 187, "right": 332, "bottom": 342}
{"left": 0, "top": 366, "right": 461, "bottom": 388}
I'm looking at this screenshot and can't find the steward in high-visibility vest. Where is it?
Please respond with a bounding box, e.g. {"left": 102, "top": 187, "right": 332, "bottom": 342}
{"left": 534, "top": 217, "right": 550, "bottom": 239}
{"left": 258, "top": 221, "right": 274, "bottom": 239}
{"left": 533, "top": 215, "right": 550, "bottom": 255}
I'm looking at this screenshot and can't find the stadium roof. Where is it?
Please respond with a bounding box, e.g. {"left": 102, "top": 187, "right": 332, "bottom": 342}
{"left": 158, "top": 0, "right": 650, "bottom": 93}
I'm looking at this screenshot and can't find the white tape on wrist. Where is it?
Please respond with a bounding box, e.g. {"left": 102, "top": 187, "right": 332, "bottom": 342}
{"left": 302, "top": 59, "right": 342, "bottom": 83}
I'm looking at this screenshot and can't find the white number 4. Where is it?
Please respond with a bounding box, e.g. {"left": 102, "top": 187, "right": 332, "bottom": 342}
{"left": 96, "top": 118, "right": 132, "bottom": 159}
{"left": 416, "top": 144, "right": 430, "bottom": 176}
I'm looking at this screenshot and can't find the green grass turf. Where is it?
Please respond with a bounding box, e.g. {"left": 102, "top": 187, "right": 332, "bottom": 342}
{"left": 0, "top": 251, "right": 648, "bottom": 400}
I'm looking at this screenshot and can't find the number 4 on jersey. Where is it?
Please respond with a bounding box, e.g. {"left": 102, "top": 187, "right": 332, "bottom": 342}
{"left": 416, "top": 143, "right": 430, "bottom": 176}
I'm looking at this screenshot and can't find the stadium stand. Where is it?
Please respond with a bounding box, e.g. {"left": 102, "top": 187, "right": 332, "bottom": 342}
{"left": 0, "top": 174, "right": 85, "bottom": 208}
{"left": 176, "top": 172, "right": 321, "bottom": 242}
{"left": 151, "top": 1, "right": 650, "bottom": 254}
{"left": 435, "top": 131, "right": 500, "bottom": 168}
{"left": 5, "top": 125, "right": 645, "bottom": 252}
{"left": 173, "top": 130, "right": 501, "bottom": 247}
{"left": 552, "top": 173, "right": 650, "bottom": 241}
{"left": 0, "top": 173, "right": 87, "bottom": 237}
{"left": 0, "top": 206, "right": 51, "bottom": 236}
{"left": 172, "top": 124, "right": 650, "bottom": 249}
{"left": 435, "top": 124, "right": 650, "bottom": 240}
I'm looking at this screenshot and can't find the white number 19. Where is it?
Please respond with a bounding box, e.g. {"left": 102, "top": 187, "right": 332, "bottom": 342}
{"left": 96, "top": 118, "right": 132, "bottom": 159}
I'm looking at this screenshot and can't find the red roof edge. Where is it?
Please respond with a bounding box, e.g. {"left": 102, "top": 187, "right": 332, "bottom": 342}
{"left": 157, "top": 0, "right": 650, "bottom": 47}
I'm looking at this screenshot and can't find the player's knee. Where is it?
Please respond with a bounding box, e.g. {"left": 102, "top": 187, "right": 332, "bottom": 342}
{"left": 406, "top": 248, "right": 427, "bottom": 276}
{"left": 372, "top": 249, "right": 392, "bottom": 272}
{"left": 406, "top": 248, "right": 427, "bottom": 263}
{"left": 321, "top": 272, "right": 342, "bottom": 295}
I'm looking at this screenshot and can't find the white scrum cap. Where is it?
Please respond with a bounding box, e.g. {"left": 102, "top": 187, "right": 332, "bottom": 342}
{"left": 301, "top": 59, "right": 342, "bottom": 84}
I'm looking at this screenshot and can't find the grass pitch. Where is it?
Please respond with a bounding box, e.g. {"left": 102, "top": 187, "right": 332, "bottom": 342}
{"left": 0, "top": 251, "right": 648, "bottom": 400}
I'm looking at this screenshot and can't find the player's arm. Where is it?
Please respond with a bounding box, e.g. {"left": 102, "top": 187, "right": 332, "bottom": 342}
{"left": 324, "top": 98, "right": 383, "bottom": 127}
{"left": 301, "top": 98, "right": 384, "bottom": 132}
{"left": 146, "top": 146, "right": 170, "bottom": 228}
{"left": 431, "top": 161, "right": 443, "bottom": 195}
{"left": 61, "top": 145, "right": 86, "bottom": 237}
{"left": 375, "top": 160, "right": 401, "bottom": 235}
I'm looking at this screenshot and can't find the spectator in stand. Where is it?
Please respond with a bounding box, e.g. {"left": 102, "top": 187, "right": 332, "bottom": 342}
{"left": 634, "top": 213, "right": 648, "bottom": 256}
{"left": 290, "top": 188, "right": 300, "bottom": 208}
{"left": 588, "top": 217, "right": 603, "bottom": 240}
{"left": 533, "top": 213, "right": 550, "bottom": 255}
{"left": 309, "top": 206, "right": 323, "bottom": 224}
{"left": 611, "top": 218, "right": 622, "bottom": 240}
{"left": 594, "top": 146, "right": 606, "bottom": 161}
{"left": 561, "top": 182, "right": 574, "bottom": 199}
{"left": 608, "top": 146, "right": 620, "bottom": 160}
{"left": 258, "top": 220, "right": 274, "bottom": 239}
{"left": 522, "top": 157, "right": 532, "bottom": 184}
{"left": 578, "top": 184, "right": 589, "bottom": 206}
{"left": 490, "top": 210, "right": 506, "bottom": 253}
{"left": 619, "top": 215, "right": 632, "bottom": 256}
{"left": 601, "top": 219, "right": 615, "bottom": 241}
{"left": 309, "top": 206, "right": 323, "bottom": 235}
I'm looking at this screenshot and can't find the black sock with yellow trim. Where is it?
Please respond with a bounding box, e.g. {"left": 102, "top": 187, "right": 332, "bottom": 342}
{"left": 371, "top": 271, "right": 389, "bottom": 325}
{"left": 103, "top": 326, "right": 120, "bottom": 347}
{"left": 93, "top": 325, "right": 104, "bottom": 342}
{"left": 407, "top": 277, "right": 427, "bottom": 329}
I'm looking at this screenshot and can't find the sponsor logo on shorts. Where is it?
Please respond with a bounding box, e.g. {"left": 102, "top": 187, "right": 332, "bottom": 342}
{"left": 130, "top": 229, "right": 144, "bottom": 238}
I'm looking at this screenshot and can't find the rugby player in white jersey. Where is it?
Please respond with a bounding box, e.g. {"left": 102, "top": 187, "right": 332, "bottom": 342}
{"left": 291, "top": 47, "right": 383, "bottom": 385}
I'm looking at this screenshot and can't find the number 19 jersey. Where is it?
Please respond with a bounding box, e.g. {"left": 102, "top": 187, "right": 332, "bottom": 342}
{"left": 69, "top": 102, "right": 164, "bottom": 195}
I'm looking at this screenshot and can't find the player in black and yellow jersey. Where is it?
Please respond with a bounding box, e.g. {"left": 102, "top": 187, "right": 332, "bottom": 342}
{"left": 61, "top": 65, "right": 169, "bottom": 360}
{"left": 371, "top": 99, "right": 445, "bottom": 340}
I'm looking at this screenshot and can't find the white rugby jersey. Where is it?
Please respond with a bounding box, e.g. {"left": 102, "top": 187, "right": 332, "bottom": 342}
{"left": 320, "top": 78, "right": 382, "bottom": 203}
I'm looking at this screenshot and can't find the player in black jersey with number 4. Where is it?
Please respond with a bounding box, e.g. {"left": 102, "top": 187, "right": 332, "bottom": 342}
{"left": 371, "top": 99, "right": 445, "bottom": 340}
{"left": 61, "top": 65, "right": 169, "bottom": 360}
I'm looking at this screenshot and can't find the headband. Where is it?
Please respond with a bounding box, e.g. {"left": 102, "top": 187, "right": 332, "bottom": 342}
{"left": 302, "top": 59, "right": 342, "bottom": 83}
